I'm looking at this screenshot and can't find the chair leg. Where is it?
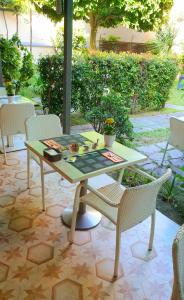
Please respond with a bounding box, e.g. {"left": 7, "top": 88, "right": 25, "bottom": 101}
{"left": 40, "top": 159, "right": 45, "bottom": 212}
{"left": 161, "top": 141, "right": 169, "bottom": 166}
{"left": 118, "top": 169, "right": 124, "bottom": 183}
{"left": 1, "top": 136, "right": 7, "bottom": 164}
{"left": 69, "top": 184, "right": 82, "bottom": 244}
{"left": 27, "top": 149, "right": 31, "bottom": 189}
{"left": 148, "top": 212, "right": 155, "bottom": 251}
{"left": 113, "top": 223, "right": 121, "bottom": 279}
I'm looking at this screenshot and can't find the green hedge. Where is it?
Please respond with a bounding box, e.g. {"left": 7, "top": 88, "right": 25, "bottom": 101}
{"left": 38, "top": 52, "right": 178, "bottom": 115}
{"left": 74, "top": 52, "right": 178, "bottom": 113}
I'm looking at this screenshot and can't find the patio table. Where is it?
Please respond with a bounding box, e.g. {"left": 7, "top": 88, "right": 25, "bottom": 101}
{"left": 25, "top": 131, "right": 147, "bottom": 230}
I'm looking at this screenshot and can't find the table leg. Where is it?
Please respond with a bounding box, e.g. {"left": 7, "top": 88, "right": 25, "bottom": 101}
{"left": 7, "top": 135, "right": 13, "bottom": 147}
{"left": 62, "top": 179, "right": 101, "bottom": 230}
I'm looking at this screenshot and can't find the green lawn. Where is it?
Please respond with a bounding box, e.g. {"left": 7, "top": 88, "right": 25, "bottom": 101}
{"left": 71, "top": 112, "right": 88, "bottom": 126}
{"left": 167, "top": 79, "right": 184, "bottom": 106}
{"left": 134, "top": 128, "right": 169, "bottom": 146}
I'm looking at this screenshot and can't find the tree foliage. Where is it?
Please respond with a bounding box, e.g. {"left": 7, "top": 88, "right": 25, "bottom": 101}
{"left": 0, "top": 0, "right": 29, "bottom": 13}
{"left": 53, "top": 26, "right": 86, "bottom": 53}
{"left": 32, "top": 0, "right": 173, "bottom": 49}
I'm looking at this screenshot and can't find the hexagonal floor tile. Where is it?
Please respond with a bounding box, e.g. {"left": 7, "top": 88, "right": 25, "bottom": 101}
{"left": 9, "top": 216, "right": 32, "bottom": 232}
{"left": 6, "top": 158, "right": 19, "bottom": 166}
{"left": 68, "top": 231, "right": 91, "bottom": 246}
{"left": 46, "top": 204, "right": 64, "bottom": 218}
{"left": 0, "top": 262, "right": 9, "bottom": 282}
{"left": 15, "top": 171, "right": 29, "bottom": 180}
{"left": 29, "top": 186, "right": 48, "bottom": 197}
{"left": 131, "top": 241, "right": 157, "bottom": 262}
{"left": 52, "top": 279, "right": 82, "bottom": 300}
{"left": 101, "top": 218, "right": 116, "bottom": 231}
{"left": 96, "top": 258, "right": 123, "bottom": 282}
{"left": 0, "top": 194, "right": 15, "bottom": 207}
{"left": 27, "top": 242, "right": 54, "bottom": 265}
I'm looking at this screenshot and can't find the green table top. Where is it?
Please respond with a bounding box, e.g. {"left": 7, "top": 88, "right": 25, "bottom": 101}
{"left": 25, "top": 131, "right": 147, "bottom": 183}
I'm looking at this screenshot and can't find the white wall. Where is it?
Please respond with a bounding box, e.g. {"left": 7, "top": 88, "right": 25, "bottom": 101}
{"left": 169, "top": 0, "right": 184, "bottom": 53}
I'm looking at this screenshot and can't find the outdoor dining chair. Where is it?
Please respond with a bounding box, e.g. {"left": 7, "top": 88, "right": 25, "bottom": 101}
{"left": 70, "top": 167, "right": 171, "bottom": 279}
{"left": 161, "top": 117, "right": 184, "bottom": 166}
{"left": 0, "top": 103, "right": 35, "bottom": 164}
{"left": 171, "top": 224, "right": 184, "bottom": 300}
{"left": 25, "top": 114, "right": 62, "bottom": 211}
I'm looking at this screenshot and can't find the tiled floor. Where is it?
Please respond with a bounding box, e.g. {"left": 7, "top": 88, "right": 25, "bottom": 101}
{"left": 0, "top": 150, "right": 179, "bottom": 300}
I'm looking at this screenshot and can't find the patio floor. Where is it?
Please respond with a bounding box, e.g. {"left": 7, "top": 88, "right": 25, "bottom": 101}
{"left": 0, "top": 149, "right": 179, "bottom": 300}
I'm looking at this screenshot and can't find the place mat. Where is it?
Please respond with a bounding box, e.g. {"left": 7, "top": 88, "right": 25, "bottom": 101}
{"left": 41, "top": 134, "right": 91, "bottom": 149}
{"left": 102, "top": 151, "right": 124, "bottom": 163}
{"left": 69, "top": 149, "right": 126, "bottom": 174}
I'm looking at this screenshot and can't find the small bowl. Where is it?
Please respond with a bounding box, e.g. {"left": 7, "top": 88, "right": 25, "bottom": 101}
{"left": 69, "top": 143, "right": 79, "bottom": 152}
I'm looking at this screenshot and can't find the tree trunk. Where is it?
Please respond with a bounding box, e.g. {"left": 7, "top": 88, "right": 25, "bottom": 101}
{"left": 30, "top": 8, "right": 33, "bottom": 53}
{"left": 89, "top": 14, "right": 98, "bottom": 50}
{"left": 16, "top": 14, "right": 19, "bottom": 34}
{"left": 2, "top": 10, "right": 8, "bottom": 38}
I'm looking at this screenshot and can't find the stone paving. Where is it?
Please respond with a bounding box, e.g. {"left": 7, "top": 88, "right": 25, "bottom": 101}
{"left": 131, "top": 111, "right": 184, "bottom": 133}
{"left": 131, "top": 104, "right": 184, "bottom": 174}
{"left": 136, "top": 142, "right": 184, "bottom": 177}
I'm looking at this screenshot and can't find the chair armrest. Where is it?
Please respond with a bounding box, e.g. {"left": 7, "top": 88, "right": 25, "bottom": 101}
{"left": 126, "top": 166, "right": 157, "bottom": 181}
{"left": 85, "top": 184, "right": 120, "bottom": 207}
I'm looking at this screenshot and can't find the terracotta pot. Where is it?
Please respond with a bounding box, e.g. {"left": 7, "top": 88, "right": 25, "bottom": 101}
{"left": 104, "top": 134, "right": 116, "bottom": 147}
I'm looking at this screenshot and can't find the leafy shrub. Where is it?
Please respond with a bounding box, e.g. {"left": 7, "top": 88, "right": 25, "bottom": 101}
{"left": 73, "top": 52, "right": 178, "bottom": 113}
{"left": 38, "top": 51, "right": 178, "bottom": 127}
{"left": 149, "top": 24, "right": 176, "bottom": 56}
{"left": 86, "top": 92, "right": 133, "bottom": 142}
{"left": 0, "top": 34, "right": 34, "bottom": 95}
{"left": 107, "top": 35, "right": 120, "bottom": 42}
{"left": 38, "top": 55, "right": 64, "bottom": 116}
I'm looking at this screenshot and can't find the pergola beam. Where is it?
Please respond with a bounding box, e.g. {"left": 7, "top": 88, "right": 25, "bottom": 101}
{"left": 63, "top": 0, "right": 73, "bottom": 134}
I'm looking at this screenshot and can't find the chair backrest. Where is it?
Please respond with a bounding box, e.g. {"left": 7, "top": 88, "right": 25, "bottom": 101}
{"left": 119, "top": 169, "right": 172, "bottom": 231}
{"left": 171, "top": 225, "right": 184, "bottom": 300}
{"left": 25, "top": 114, "right": 62, "bottom": 141}
{"left": 0, "top": 103, "right": 35, "bottom": 136}
{"left": 169, "top": 117, "right": 184, "bottom": 151}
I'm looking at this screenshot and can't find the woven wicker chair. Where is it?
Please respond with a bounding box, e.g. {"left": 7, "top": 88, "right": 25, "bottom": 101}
{"left": 25, "top": 114, "right": 62, "bottom": 211}
{"left": 171, "top": 225, "right": 184, "bottom": 300}
{"left": 161, "top": 117, "right": 184, "bottom": 166}
{"left": 70, "top": 167, "right": 171, "bottom": 279}
{"left": 0, "top": 103, "right": 35, "bottom": 164}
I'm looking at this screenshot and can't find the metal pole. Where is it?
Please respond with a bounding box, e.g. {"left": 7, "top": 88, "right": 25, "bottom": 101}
{"left": 63, "top": 0, "right": 73, "bottom": 134}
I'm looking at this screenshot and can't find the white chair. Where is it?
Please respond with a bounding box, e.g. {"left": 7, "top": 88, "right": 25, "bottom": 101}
{"left": 0, "top": 103, "right": 35, "bottom": 164}
{"left": 161, "top": 117, "right": 184, "bottom": 165}
{"left": 25, "top": 114, "right": 62, "bottom": 211}
{"left": 171, "top": 225, "right": 184, "bottom": 300}
{"left": 70, "top": 167, "right": 171, "bottom": 279}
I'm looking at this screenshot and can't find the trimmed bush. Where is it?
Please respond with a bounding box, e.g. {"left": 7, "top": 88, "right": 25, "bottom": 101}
{"left": 73, "top": 52, "right": 178, "bottom": 113}
{"left": 38, "top": 51, "right": 178, "bottom": 140}
{"left": 39, "top": 51, "right": 178, "bottom": 113}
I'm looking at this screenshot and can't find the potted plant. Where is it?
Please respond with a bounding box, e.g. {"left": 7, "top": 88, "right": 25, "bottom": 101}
{"left": 103, "top": 117, "right": 116, "bottom": 147}
{"left": 5, "top": 81, "right": 15, "bottom": 103}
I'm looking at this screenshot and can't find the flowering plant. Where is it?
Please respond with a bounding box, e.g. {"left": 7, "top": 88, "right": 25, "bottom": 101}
{"left": 103, "top": 118, "right": 116, "bottom": 135}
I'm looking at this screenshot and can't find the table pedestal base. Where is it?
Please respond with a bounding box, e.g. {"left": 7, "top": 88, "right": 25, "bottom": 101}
{"left": 62, "top": 207, "right": 101, "bottom": 230}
